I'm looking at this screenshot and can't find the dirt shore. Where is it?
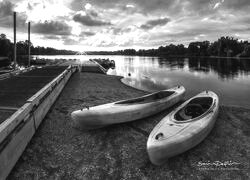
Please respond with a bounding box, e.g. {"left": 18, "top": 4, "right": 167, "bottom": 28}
{"left": 8, "top": 72, "right": 250, "bottom": 180}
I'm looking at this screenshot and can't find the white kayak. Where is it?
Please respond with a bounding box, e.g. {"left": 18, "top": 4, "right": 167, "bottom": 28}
{"left": 147, "top": 91, "right": 219, "bottom": 165}
{"left": 71, "top": 86, "right": 185, "bottom": 129}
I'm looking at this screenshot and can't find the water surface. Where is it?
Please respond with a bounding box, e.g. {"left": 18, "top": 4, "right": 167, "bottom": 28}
{"left": 108, "top": 56, "right": 250, "bottom": 108}
{"left": 34, "top": 55, "right": 250, "bottom": 108}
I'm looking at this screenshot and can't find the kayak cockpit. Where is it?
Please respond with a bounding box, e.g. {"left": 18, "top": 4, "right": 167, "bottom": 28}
{"left": 174, "top": 97, "right": 213, "bottom": 121}
{"left": 115, "top": 91, "right": 175, "bottom": 105}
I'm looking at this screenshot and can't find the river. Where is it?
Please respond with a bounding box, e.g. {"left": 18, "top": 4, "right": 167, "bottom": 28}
{"left": 33, "top": 55, "right": 250, "bottom": 108}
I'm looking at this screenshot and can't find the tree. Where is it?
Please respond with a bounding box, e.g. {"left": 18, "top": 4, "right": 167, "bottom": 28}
{"left": 0, "top": 33, "right": 12, "bottom": 57}
{"left": 240, "top": 44, "right": 250, "bottom": 57}
{"left": 199, "top": 41, "right": 210, "bottom": 56}
{"left": 216, "top": 36, "right": 243, "bottom": 57}
{"left": 0, "top": 34, "right": 7, "bottom": 39}
{"left": 188, "top": 42, "right": 200, "bottom": 56}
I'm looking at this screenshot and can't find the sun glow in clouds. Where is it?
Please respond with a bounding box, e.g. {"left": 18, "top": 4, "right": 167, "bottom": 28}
{"left": 126, "top": 4, "right": 135, "bottom": 8}
{"left": 68, "top": 21, "right": 81, "bottom": 35}
{"left": 14, "top": 0, "right": 71, "bottom": 22}
{"left": 1, "top": 0, "right": 250, "bottom": 51}
{"left": 213, "top": 0, "right": 225, "bottom": 9}
{"left": 84, "top": 3, "right": 92, "bottom": 10}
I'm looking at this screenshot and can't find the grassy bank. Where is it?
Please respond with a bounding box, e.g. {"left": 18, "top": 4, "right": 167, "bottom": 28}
{"left": 8, "top": 72, "right": 250, "bottom": 180}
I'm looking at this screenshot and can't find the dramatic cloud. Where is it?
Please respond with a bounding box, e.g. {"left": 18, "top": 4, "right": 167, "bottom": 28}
{"left": 63, "top": 37, "right": 79, "bottom": 45}
{"left": 0, "top": 0, "right": 14, "bottom": 17}
{"left": 88, "top": 10, "right": 98, "bottom": 18}
{"left": 1, "top": 0, "right": 250, "bottom": 51}
{"left": 223, "top": 0, "right": 250, "bottom": 11}
{"left": 0, "top": 1, "right": 27, "bottom": 29}
{"left": 140, "top": 17, "right": 171, "bottom": 30}
{"left": 73, "top": 13, "right": 112, "bottom": 26}
{"left": 110, "top": 27, "right": 132, "bottom": 35}
{"left": 134, "top": 0, "right": 182, "bottom": 15}
{"left": 43, "top": 35, "right": 61, "bottom": 40}
{"left": 80, "top": 31, "right": 96, "bottom": 36}
{"left": 27, "top": 3, "right": 33, "bottom": 11}
{"left": 70, "top": 0, "right": 183, "bottom": 15}
{"left": 32, "top": 21, "right": 72, "bottom": 36}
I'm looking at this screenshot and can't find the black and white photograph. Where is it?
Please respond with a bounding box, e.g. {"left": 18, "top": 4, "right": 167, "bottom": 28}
{"left": 0, "top": 0, "right": 250, "bottom": 179}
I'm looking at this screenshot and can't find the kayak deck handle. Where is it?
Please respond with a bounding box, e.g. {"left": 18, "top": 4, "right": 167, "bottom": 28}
{"left": 81, "top": 105, "right": 90, "bottom": 111}
{"left": 155, "top": 132, "right": 164, "bottom": 140}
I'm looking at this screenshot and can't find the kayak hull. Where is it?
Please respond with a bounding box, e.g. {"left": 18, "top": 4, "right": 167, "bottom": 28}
{"left": 71, "top": 86, "right": 185, "bottom": 129}
{"left": 147, "top": 91, "right": 219, "bottom": 165}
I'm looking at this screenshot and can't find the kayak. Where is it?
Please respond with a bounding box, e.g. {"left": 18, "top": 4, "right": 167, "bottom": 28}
{"left": 71, "top": 86, "right": 185, "bottom": 129}
{"left": 147, "top": 91, "right": 219, "bottom": 165}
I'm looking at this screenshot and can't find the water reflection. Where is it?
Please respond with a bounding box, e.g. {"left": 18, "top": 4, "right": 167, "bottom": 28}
{"left": 108, "top": 56, "right": 250, "bottom": 108}
{"left": 33, "top": 54, "right": 250, "bottom": 107}
{"left": 158, "top": 57, "right": 250, "bottom": 79}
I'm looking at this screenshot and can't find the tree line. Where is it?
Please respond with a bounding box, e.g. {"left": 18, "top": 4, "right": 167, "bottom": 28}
{"left": 1, "top": 33, "right": 250, "bottom": 58}
{"left": 0, "top": 33, "right": 76, "bottom": 59}
{"left": 88, "top": 36, "right": 250, "bottom": 57}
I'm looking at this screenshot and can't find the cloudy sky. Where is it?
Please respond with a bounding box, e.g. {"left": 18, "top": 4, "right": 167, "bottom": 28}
{"left": 0, "top": 0, "right": 250, "bottom": 51}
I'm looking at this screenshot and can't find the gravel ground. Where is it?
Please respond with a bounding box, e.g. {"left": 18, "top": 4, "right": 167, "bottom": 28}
{"left": 8, "top": 72, "right": 250, "bottom": 180}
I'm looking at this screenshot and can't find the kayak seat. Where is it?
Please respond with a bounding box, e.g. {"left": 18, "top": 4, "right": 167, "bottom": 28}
{"left": 154, "top": 91, "right": 175, "bottom": 100}
{"left": 116, "top": 91, "right": 175, "bottom": 104}
{"left": 116, "top": 97, "right": 145, "bottom": 104}
{"left": 174, "top": 97, "right": 213, "bottom": 121}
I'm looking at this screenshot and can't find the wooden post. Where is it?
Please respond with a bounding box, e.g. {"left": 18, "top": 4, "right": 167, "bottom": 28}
{"left": 13, "top": 12, "right": 17, "bottom": 69}
{"left": 28, "top": 22, "right": 31, "bottom": 67}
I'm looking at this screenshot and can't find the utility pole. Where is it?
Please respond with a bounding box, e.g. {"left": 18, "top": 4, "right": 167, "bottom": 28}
{"left": 28, "top": 22, "right": 31, "bottom": 67}
{"left": 13, "top": 11, "right": 16, "bottom": 69}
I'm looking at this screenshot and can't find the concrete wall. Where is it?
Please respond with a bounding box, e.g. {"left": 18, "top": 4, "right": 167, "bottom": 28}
{"left": 0, "top": 66, "right": 77, "bottom": 179}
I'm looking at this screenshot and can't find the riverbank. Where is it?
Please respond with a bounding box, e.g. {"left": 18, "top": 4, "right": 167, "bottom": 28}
{"left": 8, "top": 72, "right": 250, "bottom": 179}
